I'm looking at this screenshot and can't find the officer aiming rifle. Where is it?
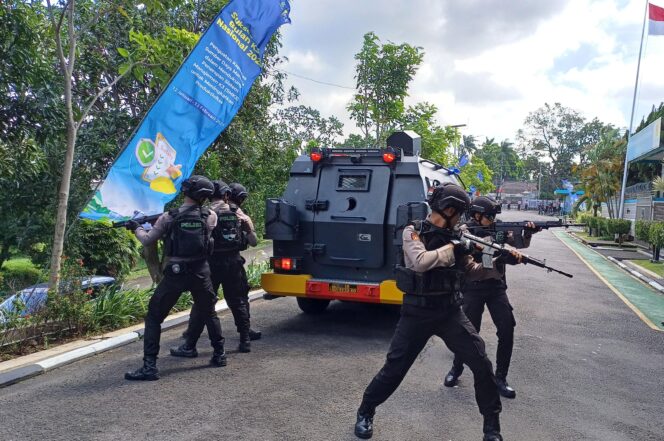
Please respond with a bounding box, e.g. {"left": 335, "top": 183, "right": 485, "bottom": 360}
{"left": 124, "top": 175, "right": 226, "bottom": 381}
{"left": 355, "top": 184, "right": 507, "bottom": 441}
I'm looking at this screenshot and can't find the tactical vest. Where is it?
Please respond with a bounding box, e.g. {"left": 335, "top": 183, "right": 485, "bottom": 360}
{"left": 395, "top": 220, "right": 465, "bottom": 296}
{"left": 164, "top": 206, "right": 211, "bottom": 260}
{"left": 464, "top": 219, "right": 507, "bottom": 288}
{"left": 212, "top": 205, "right": 247, "bottom": 253}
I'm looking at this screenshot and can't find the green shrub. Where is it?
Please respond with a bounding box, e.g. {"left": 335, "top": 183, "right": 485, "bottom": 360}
{"left": 635, "top": 220, "right": 653, "bottom": 242}
{"left": 0, "top": 258, "right": 43, "bottom": 295}
{"left": 66, "top": 219, "right": 141, "bottom": 282}
{"left": 576, "top": 213, "right": 591, "bottom": 232}
{"left": 246, "top": 259, "right": 270, "bottom": 289}
{"left": 606, "top": 219, "right": 631, "bottom": 236}
{"left": 587, "top": 216, "right": 598, "bottom": 234}
{"left": 596, "top": 217, "right": 607, "bottom": 236}
{"left": 648, "top": 221, "right": 664, "bottom": 249}
{"left": 89, "top": 287, "right": 152, "bottom": 331}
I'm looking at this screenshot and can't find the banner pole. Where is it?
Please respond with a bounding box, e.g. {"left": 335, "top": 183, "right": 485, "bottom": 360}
{"left": 619, "top": 0, "right": 649, "bottom": 219}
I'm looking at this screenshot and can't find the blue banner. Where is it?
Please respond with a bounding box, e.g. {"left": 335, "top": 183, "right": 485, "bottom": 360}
{"left": 82, "top": 0, "right": 291, "bottom": 220}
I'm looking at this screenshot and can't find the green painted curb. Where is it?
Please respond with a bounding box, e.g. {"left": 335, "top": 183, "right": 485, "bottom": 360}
{"left": 555, "top": 231, "right": 664, "bottom": 331}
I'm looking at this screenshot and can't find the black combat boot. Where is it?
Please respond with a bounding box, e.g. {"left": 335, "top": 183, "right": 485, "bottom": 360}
{"left": 170, "top": 343, "right": 198, "bottom": 358}
{"left": 238, "top": 332, "right": 251, "bottom": 353}
{"left": 248, "top": 328, "right": 262, "bottom": 340}
{"left": 210, "top": 347, "right": 227, "bottom": 367}
{"left": 482, "top": 413, "right": 503, "bottom": 441}
{"left": 354, "top": 410, "right": 374, "bottom": 439}
{"left": 495, "top": 377, "right": 516, "bottom": 399}
{"left": 444, "top": 366, "right": 463, "bottom": 387}
{"left": 124, "top": 356, "right": 159, "bottom": 381}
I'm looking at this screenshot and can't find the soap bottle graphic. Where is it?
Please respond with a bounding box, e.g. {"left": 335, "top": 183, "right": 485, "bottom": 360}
{"left": 135, "top": 133, "right": 182, "bottom": 194}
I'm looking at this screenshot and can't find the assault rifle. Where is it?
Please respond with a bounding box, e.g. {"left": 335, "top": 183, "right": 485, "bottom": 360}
{"left": 467, "top": 220, "right": 585, "bottom": 233}
{"left": 112, "top": 213, "right": 162, "bottom": 228}
{"left": 455, "top": 231, "right": 574, "bottom": 278}
{"left": 465, "top": 220, "right": 585, "bottom": 244}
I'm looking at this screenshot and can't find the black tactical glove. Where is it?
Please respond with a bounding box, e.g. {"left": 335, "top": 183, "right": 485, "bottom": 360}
{"left": 496, "top": 248, "right": 522, "bottom": 265}
{"left": 524, "top": 221, "right": 541, "bottom": 233}
{"left": 125, "top": 220, "right": 140, "bottom": 231}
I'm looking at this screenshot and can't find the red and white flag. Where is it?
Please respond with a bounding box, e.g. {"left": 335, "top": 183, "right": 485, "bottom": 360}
{"left": 649, "top": 3, "right": 664, "bottom": 35}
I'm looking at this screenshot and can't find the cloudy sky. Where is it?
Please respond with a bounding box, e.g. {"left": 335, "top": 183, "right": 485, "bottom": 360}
{"left": 278, "top": 0, "right": 664, "bottom": 144}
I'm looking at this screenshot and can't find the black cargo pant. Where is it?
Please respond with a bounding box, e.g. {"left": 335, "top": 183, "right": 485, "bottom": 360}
{"left": 452, "top": 286, "right": 516, "bottom": 379}
{"left": 144, "top": 260, "right": 224, "bottom": 357}
{"left": 359, "top": 299, "right": 501, "bottom": 417}
{"left": 211, "top": 253, "right": 251, "bottom": 334}
{"left": 185, "top": 252, "right": 251, "bottom": 336}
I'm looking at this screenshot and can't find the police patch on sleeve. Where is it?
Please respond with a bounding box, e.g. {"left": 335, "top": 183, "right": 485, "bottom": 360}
{"left": 411, "top": 232, "right": 420, "bottom": 241}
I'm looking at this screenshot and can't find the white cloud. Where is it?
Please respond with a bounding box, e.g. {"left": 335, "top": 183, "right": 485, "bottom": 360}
{"left": 277, "top": 0, "right": 664, "bottom": 144}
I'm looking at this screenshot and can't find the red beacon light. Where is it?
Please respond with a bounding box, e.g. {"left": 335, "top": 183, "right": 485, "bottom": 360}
{"left": 382, "top": 147, "right": 398, "bottom": 163}
{"left": 310, "top": 149, "right": 323, "bottom": 162}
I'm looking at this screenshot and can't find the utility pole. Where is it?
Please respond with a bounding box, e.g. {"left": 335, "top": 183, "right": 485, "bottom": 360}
{"left": 537, "top": 162, "right": 542, "bottom": 200}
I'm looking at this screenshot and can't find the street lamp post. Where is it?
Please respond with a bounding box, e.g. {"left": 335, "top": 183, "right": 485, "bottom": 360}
{"left": 450, "top": 124, "right": 466, "bottom": 159}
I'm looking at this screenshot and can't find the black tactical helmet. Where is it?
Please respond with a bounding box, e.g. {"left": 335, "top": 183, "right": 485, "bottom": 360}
{"left": 428, "top": 182, "right": 470, "bottom": 215}
{"left": 229, "top": 183, "right": 248, "bottom": 203}
{"left": 213, "top": 179, "right": 231, "bottom": 199}
{"left": 469, "top": 196, "right": 501, "bottom": 217}
{"left": 181, "top": 175, "right": 214, "bottom": 202}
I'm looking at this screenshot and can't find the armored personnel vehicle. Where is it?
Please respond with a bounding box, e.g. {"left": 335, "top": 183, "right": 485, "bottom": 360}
{"left": 261, "top": 131, "right": 463, "bottom": 314}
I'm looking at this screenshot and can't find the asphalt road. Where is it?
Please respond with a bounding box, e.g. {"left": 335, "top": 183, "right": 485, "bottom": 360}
{"left": 1, "top": 210, "right": 663, "bottom": 441}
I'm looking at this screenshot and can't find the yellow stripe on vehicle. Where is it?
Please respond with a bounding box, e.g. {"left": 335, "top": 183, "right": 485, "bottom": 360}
{"left": 260, "top": 273, "right": 310, "bottom": 297}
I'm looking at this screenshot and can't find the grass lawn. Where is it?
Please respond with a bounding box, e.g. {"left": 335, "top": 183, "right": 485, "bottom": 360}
{"left": 628, "top": 260, "right": 664, "bottom": 278}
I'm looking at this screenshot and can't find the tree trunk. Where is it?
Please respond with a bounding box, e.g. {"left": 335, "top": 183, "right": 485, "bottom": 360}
{"left": 0, "top": 241, "right": 11, "bottom": 270}
{"left": 141, "top": 242, "right": 163, "bottom": 285}
{"left": 48, "top": 121, "right": 77, "bottom": 291}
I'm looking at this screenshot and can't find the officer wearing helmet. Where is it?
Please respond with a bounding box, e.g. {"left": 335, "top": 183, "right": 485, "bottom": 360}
{"left": 124, "top": 175, "right": 226, "bottom": 381}
{"left": 355, "top": 183, "right": 515, "bottom": 441}
{"left": 175, "top": 180, "right": 260, "bottom": 354}
{"left": 226, "top": 182, "right": 262, "bottom": 347}
{"left": 443, "top": 196, "right": 538, "bottom": 399}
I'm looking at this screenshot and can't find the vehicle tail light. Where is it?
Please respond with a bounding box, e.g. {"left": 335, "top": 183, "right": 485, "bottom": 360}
{"left": 382, "top": 152, "right": 396, "bottom": 163}
{"left": 270, "top": 257, "right": 302, "bottom": 272}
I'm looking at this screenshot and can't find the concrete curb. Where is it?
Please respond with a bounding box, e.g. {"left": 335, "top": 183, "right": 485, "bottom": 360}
{"left": 606, "top": 257, "right": 664, "bottom": 293}
{"left": 0, "top": 289, "right": 265, "bottom": 388}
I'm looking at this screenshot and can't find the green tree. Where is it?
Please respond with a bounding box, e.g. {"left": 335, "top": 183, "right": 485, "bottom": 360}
{"left": 460, "top": 158, "right": 494, "bottom": 194}
{"left": 275, "top": 105, "right": 344, "bottom": 148}
{"left": 348, "top": 32, "right": 424, "bottom": 147}
{"left": 397, "top": 102, "right": 456, "bottom": 165}
{"left": 474, "top": 138, "right": 522, "bottom": 184}
{"left": 519, "top": 103, "right": 588, "bottom": 186}
{"left": 0, "top": 3, "right": 63, "bottom": 268}
{"left": 576, "top": 128, "right": 626, "bottom": 218}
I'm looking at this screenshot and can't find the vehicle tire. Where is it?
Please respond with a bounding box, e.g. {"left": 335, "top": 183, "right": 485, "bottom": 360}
{"left": 296, "top": 297, "right": 330, "bottom": 314}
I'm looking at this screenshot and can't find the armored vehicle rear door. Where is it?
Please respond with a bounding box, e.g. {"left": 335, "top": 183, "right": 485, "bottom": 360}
{"left": 312, "top": 166, "right": 390, "bottom": 269}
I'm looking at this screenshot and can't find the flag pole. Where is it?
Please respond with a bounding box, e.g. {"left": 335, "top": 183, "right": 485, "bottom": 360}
{"left": 619, "top": 0, "right": 650, "bottom": 219}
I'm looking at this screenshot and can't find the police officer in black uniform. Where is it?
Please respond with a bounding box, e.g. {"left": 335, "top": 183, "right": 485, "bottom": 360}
{"left": 175, "top": 180, "right": 260, "bottom": 354}
{"left": 355, "top": 183, "right": 515, "bottom": 441}
{"left": 227, "top": 183, "right": 262, "bottom": 346}
{"left": 443, "top": 196, "right": 538, "bottom": 399}
{"left": 124, "top": 176, "right": 226, "bottom": 381}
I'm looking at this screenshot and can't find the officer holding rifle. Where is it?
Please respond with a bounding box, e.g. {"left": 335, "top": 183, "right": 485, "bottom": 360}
{"left": 444, "top": 196, "right": 540, "bottom": 399}
{"left": 355, "top": 184, "right": 524, "bottom": 441}
{"left": 124, "top": 175, "right": 226, "bottom": 381}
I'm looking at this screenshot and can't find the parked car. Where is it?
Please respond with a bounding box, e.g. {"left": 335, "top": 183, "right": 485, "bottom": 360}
{"left": 0, "top": 276, "right": 116, "bottom": 323}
